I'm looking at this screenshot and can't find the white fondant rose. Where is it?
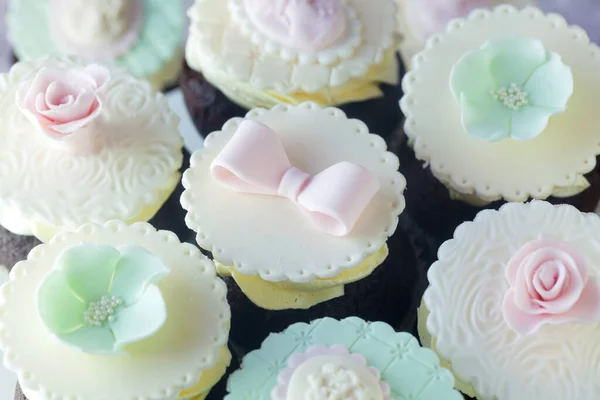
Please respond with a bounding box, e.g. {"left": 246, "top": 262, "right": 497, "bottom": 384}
{"left": 16, "top": 65, "right": 110, "bottom": 139}
{"left": 59, "top": 0, "right": 132, "bottom": 44}
{"left": 503, "top": 236, "right": 600, "bottom": 335}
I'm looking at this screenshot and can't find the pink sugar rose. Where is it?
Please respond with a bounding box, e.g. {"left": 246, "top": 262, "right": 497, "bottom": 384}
{"left": 502, "top": 236, "right": 600, "bottom": 335}
{"left": 16, "top": 64, "right": 110, "bottom": 139}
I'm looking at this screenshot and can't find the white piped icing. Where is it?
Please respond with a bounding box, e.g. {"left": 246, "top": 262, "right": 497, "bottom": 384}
{"left": 0, "top": 220, "right": 230, "bottom": 400}
{"left": 49, "top": 0, "right": 144, "bottom": 59}
{"left": 0, "top": 57, "right": 182, "bottom": 241}
{"left": 289, "top": 357, "right": 383, "bottom": 400}
{"left": 53, "top": 0, "right": 137, "bottom": 45}
{"left": 181, "top": 103, "right": 405, "bottom": 283}
{"left": 424, "top": 201, "right": 600, "bottom": 400}
{"left": 400, "top": 6, "right": 600, "bottom": 203}
{"left": 186, "top": 0, "right": 397, "bottom": 93}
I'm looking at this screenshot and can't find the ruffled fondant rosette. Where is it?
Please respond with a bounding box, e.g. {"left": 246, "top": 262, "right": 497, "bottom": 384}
{"left": 225, "top": 317, "right": 463, "bottom": 399}
{"left": 0, "top": 57, "right": 182, "bottom": 242}
{"left": 396, "top": 0, "right": 537, "bottom": 65}
{"left": 421, "top": 201, "right": 600, "bottom": 399}
{"left": 181, "top": 102, "right": 406, "bottom": 310}
{"left": 6, "top": 0, "right": 185, "bottom": 90}
{"left": 0, "top": 220, "right": 231, "bottom": 400}
{"left": 186, "top": 0, "right": 400, "bottom": 109}
{"left": 400, "top": 5, "right": 600, "bottom": 205}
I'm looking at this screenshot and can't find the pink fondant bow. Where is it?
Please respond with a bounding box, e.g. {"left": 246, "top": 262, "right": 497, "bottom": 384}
{"left": 210, "top": 120, "right": 380, "bottom": 236}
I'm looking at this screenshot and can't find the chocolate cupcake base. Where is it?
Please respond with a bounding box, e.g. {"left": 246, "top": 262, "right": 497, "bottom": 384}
{"left": 180, "top": 58, "right": 406, "bottom": 152}
{"left": 222, "top": 223, "right": 426, "bottom": 355}
{"left": 398, "top": 136, "right": 600, "bottom": 250}
{"left": 0, "top": 226, "right": 41, "bottom": 270}
{"left": 148, "top": 150, "right": 196, "bottom": 245}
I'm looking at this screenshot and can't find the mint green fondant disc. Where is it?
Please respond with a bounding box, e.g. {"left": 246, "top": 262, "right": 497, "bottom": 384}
{"left": 226, "top": 317, "right": 463, "bottom": 399}
{"left": 7, "top": 0, "right": 184, "bottom": 79}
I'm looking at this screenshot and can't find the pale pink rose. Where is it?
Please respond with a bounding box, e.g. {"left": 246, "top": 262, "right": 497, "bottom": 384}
{"left": 16, "top": 64, "right": 110, "bottom": 139}
{"left": 502, "top": 236, "right": 600, "bottom": 335}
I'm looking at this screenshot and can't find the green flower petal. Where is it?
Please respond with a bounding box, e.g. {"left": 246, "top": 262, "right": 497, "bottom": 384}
{"left": 58, "top": 244, "right": 120, "bottom": 302}
{"left": 460, "top": 94, "right": 512, "bottom": 141}
{"left": 111, "top": 285, "right": 167, "bottom": 350}
{"left": 523, "top": 52, "right": 573, "bottom": 109}
{"left": 108, "top": 245, "right": 170, "bottom": 304}
{"left": 487, "top": 36, "right": 547, "bottom": 87}
{"left": 450, "top": 49, "right": 497, "bottom": 104}
{"left": 36, "top": 271, "right": 86, "bottom": 334}
{"left": 509, "top": 106, "right": 554, "bottom": 141}
{"left": 56, "top": 325, "right": 117, "bottom": 354}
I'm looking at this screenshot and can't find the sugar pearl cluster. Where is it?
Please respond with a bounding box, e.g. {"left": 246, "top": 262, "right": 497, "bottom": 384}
{"left": 83, "top": 296, "right": 123, "bottom": 326}
{"left": 490, "top": 83, "right": 529, "bottom": 111}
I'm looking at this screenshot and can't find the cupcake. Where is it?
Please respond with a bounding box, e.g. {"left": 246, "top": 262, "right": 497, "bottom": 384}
{"left": 225, "top": 317, "right": 463, "bottom": 399}
{"left": 399, "top": 5, "right": 600, "bottom": 246}
{"left": 181, "top": 0, "right": 405, "bottom": 148}
{"left": 0, "top": 57, "right": 188, "bottom": 245}
{"left": 397, "top": 0, "right": 536, "bottom": 65}
{"left": 0, "top": 220, "right": 231, "bottom": 400}
{"left": 181, "top": 102, "right": 424, "bottom": 352}
{"left": 420, "top": 201, "right": 600, "bottom": 399}
{"left": 6, "top": 0, "right": 185, "bottom": 91}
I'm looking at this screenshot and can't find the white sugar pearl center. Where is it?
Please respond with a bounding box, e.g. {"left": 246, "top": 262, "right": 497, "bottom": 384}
{"left": 490, "top": 83, "right": 529, "bottom": 111}
{"left": 83, "top": 295, "right": 123, "bottom": 327}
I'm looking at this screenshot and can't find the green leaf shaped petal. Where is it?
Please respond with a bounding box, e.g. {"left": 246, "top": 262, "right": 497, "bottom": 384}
{"left": 108, "top": 245, "right": 170, "bottom": 304}
{"left": 111, "top": 285, "right": 167, "bottom": 350}
{"left": 509, "top": 106, "right": 555, "bottom": 141}
{"left": 460, "top": 94, "right": 512, "bottom": 141}
{"left": 56, "top": 325, "right": 117, "bottom": 354}
{"left": 450, "top": 49, "right": 496, "bottom": 104}
{"left": 524, "top": 52, "right": 574, "bottom": 109}
{"left": 487, "top": 36, "right": 547, "bottom": 87}
{"left": 36, "top": 271, "right": 86, "bottom": 334}
{"left": 58, "top": 244, "right": 120, "bottom": 302}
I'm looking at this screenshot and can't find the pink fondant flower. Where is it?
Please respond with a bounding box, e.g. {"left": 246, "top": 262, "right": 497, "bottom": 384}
{"left": 502, "top": 236, "right": 600, "bottom": 335}
{"left": 245, "top": 0, "right": 347, "bottom": 51}
{"left": 16, "top": 64, "right": 110, "bottom": 138}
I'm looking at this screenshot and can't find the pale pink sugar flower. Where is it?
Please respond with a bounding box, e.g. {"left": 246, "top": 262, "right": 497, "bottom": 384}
{"left": 16, "top": 64, "right": 110, "bottom": 139}
{"left": 502, "top": 236, "right": 600, "bottom": 335}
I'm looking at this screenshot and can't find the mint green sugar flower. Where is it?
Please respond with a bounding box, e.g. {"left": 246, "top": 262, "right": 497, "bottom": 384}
{"left": 450, "top": 35, "right": 573, "bottom": 141}
{"left": 36, "top": 243, "right": 169, "bottom": 355}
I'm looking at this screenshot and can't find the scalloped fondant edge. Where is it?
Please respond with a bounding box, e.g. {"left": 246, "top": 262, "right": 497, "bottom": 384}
{"left": 180, "top": 102, "right": 406, "bottom": 283}
{"left": 399, "top": 5, "right": 600, "bottom": 203}
{"left": 0, "top": 219, "right": 230, "bottom": 400}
